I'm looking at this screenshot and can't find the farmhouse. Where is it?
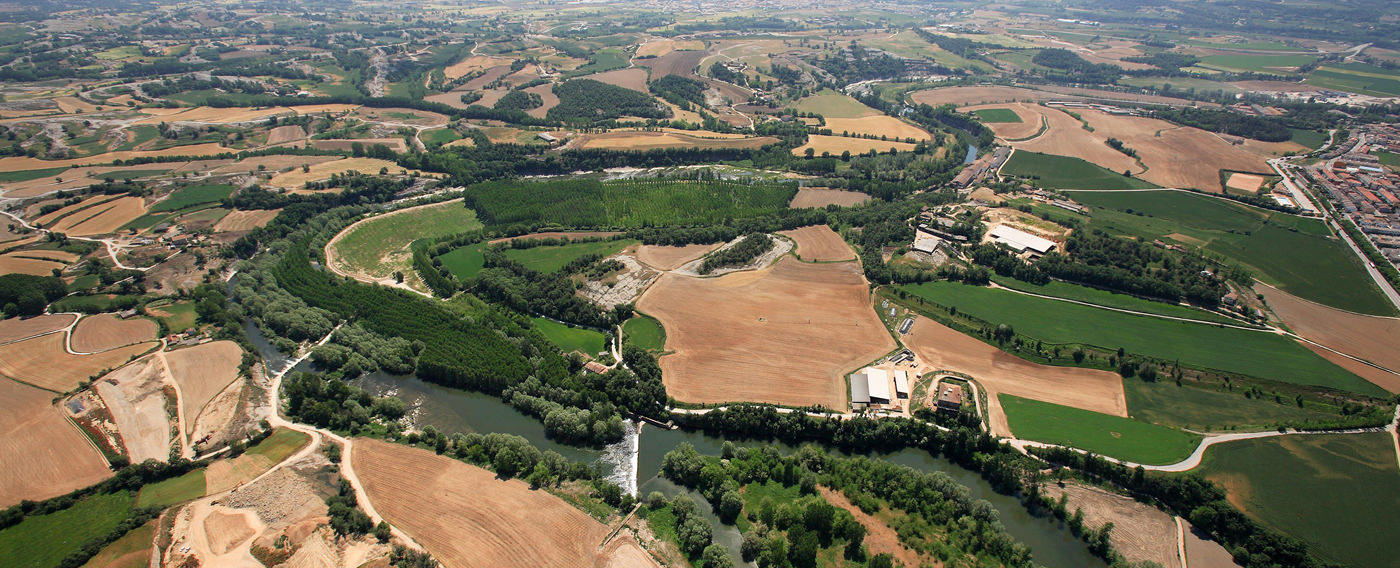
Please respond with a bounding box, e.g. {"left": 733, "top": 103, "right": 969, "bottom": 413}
{"left": 937, "top": 383, "right": 964, "bottom": 413}
{"left": 989, "top": 225, "right": 1056, "bottom": 256}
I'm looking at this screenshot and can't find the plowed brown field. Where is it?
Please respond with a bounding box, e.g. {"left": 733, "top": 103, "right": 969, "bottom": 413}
{"left": 0, "top": 333, "right": 155, "bottom": 392}
{"left": 581, "top": 68, "right": 650, "bottom": 93}
{"left": 1259, "top": 285, "right": 1400, "bottom": 392}
{"left": 352, "top": 439, "right": 657, "bottom": 568}
{"left": 638, "top": 257, "right": 896, "bottom": 408}
{"left": 779, "top": 225, "right": 855, "bottom": 261}
{"left": 164, "top": 341, "right": 243, "bottom": 435}
{"left": 71, "top": 314, "right": 158, "bottom": 353}
{"left": 0, "top": 378, "right": 112, "bottom": 507}
{"left": 0, "top": 313, "right": 75, "bottom": 343}
{"left": 903, "top": 316, "right": 1127, "bottom": 436}
{"left": 1080, "top": 111, "right": 1269, "bottom": 191}
{"left": 635, "top": 243, "right": 722, "bottom": 270}
{"left": 788, "top": 188, "right": 871, "bottom": 208}
{"left": 637, "top": 50, "right": 707, "bottom": 79}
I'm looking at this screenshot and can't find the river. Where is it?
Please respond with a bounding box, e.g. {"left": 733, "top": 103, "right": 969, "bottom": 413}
{"left": 964, "top": 144, "right": 979, "bottom": 165}
{"left": 246, "top": 322, "right": 1102, "bottom": 567}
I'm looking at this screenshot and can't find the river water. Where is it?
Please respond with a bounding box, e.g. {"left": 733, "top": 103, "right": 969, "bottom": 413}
{"left": 964, "top": 144, "right": 979, "bottom": 165}
{"left": 247, "top": 322, "right": 1102, "bottom": 567}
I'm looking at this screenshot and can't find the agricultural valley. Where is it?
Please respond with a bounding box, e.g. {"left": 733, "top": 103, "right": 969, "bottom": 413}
{"left": 2, "top": 1, "right": 1400, "bottom": 568}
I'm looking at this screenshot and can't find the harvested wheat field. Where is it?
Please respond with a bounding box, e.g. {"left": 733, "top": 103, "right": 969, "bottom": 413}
{"left": 0, "top": 378, "right": 113, "bottom": 507}
{"left": 824, "top": 116, "right": 932, "bottom": 141}
{"left": 0, "top": 313, "right": 75, "bottom": 343}
{"left": 56, "top": 196, "right": 148, "bottom": 236}
{"left": 310, "top": 138, "right": 410, "bottom": 153}
{"left": 35, "top": 193, "right": 116, "bottom": 226}
{"left": 353, "top": 438, "right": 657, "bottom": 568}
{"left": 903, "top": 316, "right": 1127, "bottom": 436}
{"left": 95, "top": 357, "right": 171, "bottom": 463}
{"left": 268, "top": 157, "right": 411, "bottom": 188}
{"left": 789, "top": 188, "right": 872, "bottom": 209}
{"left": 638, "top": 257, "right": 896, "bottom": 408}
{"left": 0, "top": 144, "right": 231, "bottom": 172}
{"left": 793, "top": 135, "right": 917, "bottom": 157}
{"left": 134, "top": 106, "right": 295, "bottom": 125}
{"left": 214, "top": 209, "right": 281, "bottom": 233}
{"left": 1044, "top": 482, "right": 1182, "bottom": 568}
{"left": 524, "top": 83, "right": 560, "bottom": 119}
{"left": 445, "top": 55, "right": 513, "bottom": 79}
{"left": 0, "top": 333, "right": 155, "bottom": 392}
{"left": 962, "top": 103, "right": 1047, "bottom": 140}
{"left": 577, "top": 130, "right": 777, "bottom": 151}
{"left": 1225, "top": 172, "right": 1265, "bottom": 192}
{"left": 1010, "top": 108, "right": 1141, "bottom": 177}
{"left": 636, "top": 39, "right": 706, "bottom": 58}
{"left": 207, "top": 155, "right": 341, "bottom": 175}
{"left": 1259, "top": 285, "right": 1400, "bottom": 392}
{"left": 911, "top": 86, "right": 1063, "bottom": 107}
{"left": 635, "top": 243, "right": 722, "bottom": 270}
{"left": 1079, "top": 110, "right": 1270, "bottom": 191}
{"left": 352, "top": 107, "right": 450, "bottom": 127}
{"left": 780, "top": 225, "right": 855, "bottom": 261}
{"left": 265, "top": 125, "right": 307, "bottom": 145}
{"left": 0, "top": 253, "right": 65, "bottom": 276}
{"left": 164, "top": 341, "right": 243, "bottom": 436}
{"left": 71, "top": 314, "right": 158, "bottom": 353}
{"left": 582, "top": 68, "right": 651, "bottom": 93}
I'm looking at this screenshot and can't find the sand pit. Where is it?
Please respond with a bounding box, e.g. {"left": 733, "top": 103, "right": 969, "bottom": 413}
{"left": 635, "top": 243, "right": 723, "bottom": 271}
{"left": 638, "top": 257, "right": 896, "bottom": 408}
{"left": 1044, "top": 482, "right": 1181, "bottom": 568}
{"left": 268, "top": 157, "right": 411, "bottom": 188}
{"left": 1259, "top": 285, "right": 1400, "bottom": 392}
{"left": 581, "top": 68, "right": 651, "bottom": 93}
{"left": 353, "top": 438, "right": 656, "bottom": 568}
{"left": 164, "top": 341, "right": 243, "bottom": 436}
{"left": 1225, "top": 172, "right": 1266, "bottom": 192}
{"left": 95, "top": 357, "right": 172, "bottom": 463}
{"left": 205, "top": 509, "right": 258, "bottom": 554}
{"left": 779, "top": 225, "right": 855, "bottom": 261}
{"left": 0, "top": 377, "right": 113, "bottom": 507}
{"left": 71, "top": 314, "right": 158, "bottom": 353}
{"left": 174, "top": 501, "right": 266, "bottom": 568}
{"left": 0, "top": 313, "right": 76, "bottom": 343}
{"left": 0, "top": 333, "right": 155, "bottom": 392}
{"left": 793, "top": 135, "right": 917, "bottom": 157}
{"left": 788, "top": 188, "right": 872, "bottom": 209}
{"left": 214, "top": 209, "right": 281, "bottom": 233}
{"left": 0, "top": 253, "right": 65, "bottom": 276}
{"left": 577, "top": 130, "right": 777, "bottom": 151}
{"left": 903, "top": 316, "right": 1127, "bottom": 436}
{"left": 265, "top": 125, "right": 307, "bottom": 145}
{"left": 823, "top": 116, "right": 932, "bottom": 141}
{"left": 962, "top": 103, "right": 1047, "bottom": 140}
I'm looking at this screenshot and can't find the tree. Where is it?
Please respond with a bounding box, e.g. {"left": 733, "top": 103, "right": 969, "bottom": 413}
{"left": 678, "top": 516, "right": 712, "bottom": 556}
{"left": 701, "top": 543, "right": 733, "bottom": 568}
{"left": 374, "top": 521, "right": 392, "bottom": 543}
{"left": 718, "top": 490, "right": 743, "bottom": 524}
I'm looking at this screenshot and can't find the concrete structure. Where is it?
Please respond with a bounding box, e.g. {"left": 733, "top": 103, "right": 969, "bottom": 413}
{"left": 893, "top": 371, "right": 909, "bottom": 399}
{"left": 850, "top": 374, "right": 871, "bottom": 409}
{"left": 861, "top": 367, "right": 890, "bottom": 404}
{"left": 913, "top": 230, "right": 943, "bottom": 254}
{"left": 989, "top": 225, "right": 1056, "bottom": 255}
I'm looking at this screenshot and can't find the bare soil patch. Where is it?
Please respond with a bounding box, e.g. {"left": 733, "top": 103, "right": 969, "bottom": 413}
{"left": 445, "top": 55, "right": 513, "bottom": 79}
{"left": 164, "top": 340, "right": 243, "bottom": 436}
{"left": 204, "top": 454, "right": 275, "bottom": 494}
{"left": 1080, "top": 110, "right": 1269, "bottom": 191}
{"left": 351, "top": 107, "right": 449, "bottom": 127}
{"left": 214, "top": 209, "right": 281, "bottom": 233}
{"left": 71, "top": 314, "right": 158, "bottom": 353}
{"left": 779, "top": 225, "right": 855, "bottom": 261}
{"left": 0, "top": 333, "right": 155, "bottom": 392}
{"left": 1259, "top": 285, "right": 1400, "bottom": 392}
{"left": 581, "top": 68, "right": 651, "bottom": 93}
{"left": 524, "top": 83, "right": 560, "bottom": 119}
{"left": 265, "top": 125, "right": 307, "bottom": 145}
{"left": 788, "top": 188, "right": 872, "bottom": 209}
{"left": 0, "top": 313, "right": 75, "bottom": 343}
{"left": 817, "top": 487, "right": 922, "bottom": 568}
{"left": 1226, "top": 172, "right": 1266, "bottom": 192}
{"left": 638, "top": 257, "right": 896, "bottom": 408}
{"left": 1182, "top": 520, "right": 1238, "bottom": 568}
{"left": 353, "top": 438, "right": 655, "bottom": 568}
{"left": 0, "top": 377, "right": 112, "bottom": 507}
{"left": 577, "top": 130, "right": 776, "bottom": 151}
{"left": 1010, "top": 108, "right": 1141, "bottom": 178}
{"left": 903, "top": 316, "right": 1127, "bottom": 436}
{"left": 268, "top": 157, "right": 413, "bottom": 188}
{"left": 1044, "top": 482, "right": 1181, "bottom": 568}
{"left": 635, "top": 243, "right": 723, "bottom": 270}
{"left": 95, "top": 357, "right": 171, "bottom": 463}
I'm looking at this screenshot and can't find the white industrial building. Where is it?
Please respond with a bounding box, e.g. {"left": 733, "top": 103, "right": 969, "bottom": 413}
{"left": 989, "top": 225, "right": 1056, "bottom": 255}
{"left": 894, "top": 371, "right": 909, "bottom": 399}
{"left": 850, "top": 367, "right": 892, "bottom": 409}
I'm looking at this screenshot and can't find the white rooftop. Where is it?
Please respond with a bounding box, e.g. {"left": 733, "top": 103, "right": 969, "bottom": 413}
{"left": 863, "top": 367, "right": 890, "bottom": 401}
{"left": 894, "top": 371, "right": 909, "bottom": 395}
{"left": 989, "top": 225, "right": 1056, "bottom": 253}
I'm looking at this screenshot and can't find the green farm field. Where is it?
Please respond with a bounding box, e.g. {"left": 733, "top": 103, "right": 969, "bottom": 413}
{"left": 1199, "top": 53, "right": 1318, "bottom": 73}
{"left": 1067, "top": 189, "right": 1396, "bottom": 315}
{"left": 1198, "top": 433, "right": 1400, "bottom": 568}
{"left": 464, "top": 179, "right": 797, "bottom": 228}
{"left": 1289, "top": 128, "right": 1329, "bottom": 149}
{"left": 999, "top": 394, "right": 1201, "bottom": 465}
{"left": 0, "top": 166, "right": 68, "bottom": 182}
{"left": 420, "top": 128, "right": 462, "bottom": 146}
{"left": 531, "top": 317, "right": 607, "bottom": 356}
{"left": 1001, "top": 151, "right": 1159, "bottom": 190}
{"left": 794, "top": 89, "right": 879, "bottom": 118}
{"left": 623, "top": 314, "right": 665, "bottom": 351}
{"left": 900, "top": 281, "right": 1385, "bottom": 396}
{"left": 0, "top": 491, "right": 133, "bottom": 568}
{"left": 1122, "top": 378, "right": 1348, "bottom": 431}
{"left": 1306, "top": 63, "right": 1400, "bottom": 97}
{"left": 973, "top": 108, "right": 1022, "bottom": 123}
{"left": 330, "top": 201, "right": 482, "bottom": 278}
{"left": 247, "top": 428, "right": 311, "bottom": 462}
{"left": 80, "top": 520, "right": 154, "bottom": 568}
{"left": 1378, "top": 151, "right": 1400, "bottom": 168}
{"left": 504, "top": 239, "right": 634, "bottom": 273}
{"left": 991, "top": 277, "right": 1241, "bottom": 325}
{"left": 135, "top": 468, "right": 205, "bottom": 508}
{"left": 150, "top": 184, "right": 235, "bottom": 213}
{"left": 439, "top": 243, "right": 487, "bottom": 280}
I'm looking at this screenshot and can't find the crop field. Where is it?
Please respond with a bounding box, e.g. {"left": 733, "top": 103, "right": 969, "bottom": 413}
{"left": 1198, "top": 433, "right": 1400, "bottom": 568}
{"left": 636, "top": 38, "right": 706, "bottom": 57}
{"left": 0, "top": 166, "right": 68, "bottom": 182}
{"left": 202, "top": 429, "right": 308, "bottom": 494}
{"left": 900, "top": 281, "right": 1385, "bottom": 396}
{"left": 212, "top": 208, "right": 280, "bottom": 233}
{"left": 503, "top": 239, "right": 633, "bottom": 273}
{"left": 464, "top": 179, "right": 797, "bottom": 228}
{"left": 911, "top": 85, "right": 1062, "bottom": 107}
{"left": 444, "top": 54, "right": 512, "bottom": 79}
{"left": 788, "top": 188, "right": 872, "bottom": 209}
{"left": 246, "top": 428, "right": 311, "bottom": 461}
{"left": 579, "top": 67, "right": 650, "bottom": 93}
{"left": 311, "top": 138, "right": 410, "bottom": 153}
{"left": 326, "top": 200, "right": 482, "bottom": 284}
{"left": 992, "top": 277, "right": 1240, "bottom": 324}
{"left": 0, "top": 253, "right": 64, "bottom": 275}
{"left": 0, "top": 333, "right": 155, "bottom": 392}
{"left": 823, "top": 116, "right": 933, "bottom": 141}
{"left": 531, "top": 317, "right": 607, "bottom": 356}
{"left": 0, "top": 378, "right": 114, "bottom": 507}
{"left": 795, "top": 89, "right": 880, "bottom": 118}
{"left": 634, "top": 243, "right": 721, "bottom": 270}
{"left": 439, "top": 243, "right": 487, "bottom": 280}
{"left": 70, "top": 314, "right": 158, "bottom": 353}
{"left": 150, "top": 184, "right": 236, "bottom": 213}
{"left": 146, "top": 301, "right": 196, "bottom": 332}
{"left": 965, "top": 104, "right": 1045, "bottom": 139}
{"left": 577, "top": 130, "right": 778, "bottom": 150}
{"left": 973, "top": 108, "right": 1022, "bottom": 123}
{"left": 1308, "top": 63, "right": 1400, "bottom": 97}
{"left": 135, "top": 468, "right": 207, "bottom": 508}
{"left": 622, "top": 314, "right": 665, "bottom": 352}
{"left": 0, "top": 313, "right": 75, "bottom": 343}
{"left": 1000, "top": 394, "right": 1201, "bottom": 465}
{"left": 80, "top": 520, "right": 154, "bottom": 568}
{"left": 0, "top": 491, "right": 132, "bottom": 567}
{"left": 792, "top": 135, "right": 918, "bottom": 157}
{"left": 44, "top": 196, "right": 149, "bottom": 237}
{"left": 163, "top": 341, "right": 243, "bottom": 436}
{"left": 1069, "top": 190, "right": 1396, "bottom": 316}
{"left": 778, "top": 224, "right": 854, "bottom": 261}
{"left": 1199, "top": 54, "right": 1319, "bottom": 73}
{"left": 637, "top": 257, "right": 896, "bottom": 408}
{"left": 1078, "top": 110, "right": 1271, "bottom": 191}
{"left": 267, "top": 157, "right": 411, "bottom": 188}
{"left": 352, "top": 438, "right": 651, "bottom": 568}
{"left": 1000, "top": 151, "right": 1158, "bottom": 190}
{"left": 636, "top": 49, "right": 707, "bottom": 79}
{"left": 1123, "top": 377, "right": 1349, "bottom": 431}
{"left": 1258, "top": 285, "right": 1400, "bottom": 392}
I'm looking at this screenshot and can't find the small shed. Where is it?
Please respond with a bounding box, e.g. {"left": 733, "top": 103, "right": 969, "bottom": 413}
{"left": 894, "top": 371, "right": 909, "bottom": 399}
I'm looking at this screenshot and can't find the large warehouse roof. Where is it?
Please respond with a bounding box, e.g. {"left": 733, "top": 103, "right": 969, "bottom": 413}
{"left": 989, "top": 225, "right": 1056, "bottom": 253}
{"left": 850, "top": 374, "right": 870, "bottom": 404}
{"left": 864, "top": 367, "right": 890, "bottom": 401}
